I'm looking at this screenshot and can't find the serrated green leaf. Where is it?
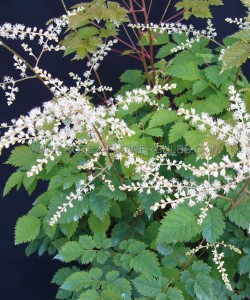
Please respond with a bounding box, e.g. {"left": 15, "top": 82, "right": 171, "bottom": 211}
{"left": 149, "top": 109, "right": 177, "bottom": 128}
{"left": 28, "top": 204, "right": 47, "bottom": 218}
{"left": 25, "top": 240, "right": 40, "bottom": 256}
{"left": 89, "top": 195, "right": 111, "bottom": 220}
{"left": 79, "top": 235, "right": 96, "bottom": 249}
{"left": 193, "top": 275, "right": 213, "bottom": 299}
{"left": 120, "top": 70, "right": 145, "bottom": 87}
{"left": 96, "top": 250, "right": 109, "bottom": 264}
{"left": 166, "top": 61, "right": 200, "bottom": 81}
{"left": 166, "top": 287, "right": 184, "bottom": 300}
{"left": 78, "top": 290, "right": 99, "bottom": 300}
{"left": 192, "top": 80, "right": 209, "bottom": 95}
{"left": 77, "top": 26, "right": 99, "bottom": 39}
{"left": 127, "top": 240, "right": 147, "bottom": 254}
{"left": 184, "top": 130, "right": 205, "bottom": 150}
{"left": 105, "top": 278, "right": 131, "bottom": 299}
{"left": 225, "top": 143, "right": 238, "bottom": 157}
{"left": 192, "top": 261, "right": 211, "bottom": 274}
{"left": 60, "top": 221, "right": 79, "bottom": 238}
{"left": 52, "top": 267, "right": 78, "bottom": 285}
{"left": 133, "top": 275, "right": 168, "bottom": 297}
{"left": 23, "top": 175, "right": 37, "bottom": 195}
{"left": 157, "top": 207, "right": 201, "bottom": 244}
{"left": 223, "top": 40, "right": 250, "bottom": 70}
{"left": 43, "top": 220, "right": 56, "bottom": 239}
{"left": 144, "top": 127, "right": 164, "bottom": 137}
{"left": 56, "top": 241, "right": 82, "bottom": 262}
{"left": 238, "top": 254, "right": 250, "bottom": 275}
{"left": 3, "top": 171, "right": 24, "bottom": 196}
{"left": 205, "top": 66, "right": 228, "bottom": 87}
{"left": 169, "top": 122, "right": 189, "bottom": 143}
{"left": 61, "top": 271, "right": 91, "bottom": 291}
{"left": 176, "top": 0, "right": 222, "bottom": 19}
{"left": 81, "top": 250, "right": 96, "bottom": 264}
{"left": 5, "top": 146, "right": 38, "bottom": 169}
{"left": 55, "top": 288, "right": 72, "bottom": 300}
{"left": 130, "top": 250, "right": 161, "bottom": 277}
{"left": 15, "top": 215, "right": 41, "bottom": 245}
{"left": 202, "top": 207, "right": 225, "bottom": 243}
{"left": 230, "top": 29, "right": 250, "bottom": 41}
{"left": 88, "top": 213, "right": 110, "bottom": 234}
{"left": 156, "top": 44, "right": 175, "bottom": 58}
{"left": 227, "top": 202, "right": 250, "bottom": 229}
{"left": 106, "top": 271, "right": 120, "bottom": 282}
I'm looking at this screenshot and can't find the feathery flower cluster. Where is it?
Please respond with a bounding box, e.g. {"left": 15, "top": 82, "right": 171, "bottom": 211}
{"left": 0, "top": 23, "right": 58, "bottom": 41}
{"left": 0, "top": 76, "right": 19, "bottom": 105}
{"left": 225, "top": 17, "right": 250, "bottom": 29}
{"left": 85, "top": 39, "right": 118, "bottom": 68}
{"left": 129, "top": 20, "right": 217, "bottom": 53}
{"left": 115, "top": 83, "right": 176, "bottom": 110}
{"left": 186, "top": 242, "right": 242, "bottom": 291}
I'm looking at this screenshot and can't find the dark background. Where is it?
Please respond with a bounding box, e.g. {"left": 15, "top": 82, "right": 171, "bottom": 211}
{"left": 0, "top": 1, "right": 247, "bottom": 299}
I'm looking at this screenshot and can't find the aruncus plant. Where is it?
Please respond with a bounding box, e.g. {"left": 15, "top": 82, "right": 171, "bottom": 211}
{"left": 0, "top": 0, "right": 249, "bottom": 299}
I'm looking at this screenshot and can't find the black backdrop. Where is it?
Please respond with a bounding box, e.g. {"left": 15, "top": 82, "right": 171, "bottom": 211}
{"left": 0, "top": 1, "right": 247, "bottom": 299}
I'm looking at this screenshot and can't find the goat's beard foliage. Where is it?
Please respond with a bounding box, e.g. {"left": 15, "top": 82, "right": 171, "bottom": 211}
{"left": 0, "top": 0, "right": 250, "bottom": 299}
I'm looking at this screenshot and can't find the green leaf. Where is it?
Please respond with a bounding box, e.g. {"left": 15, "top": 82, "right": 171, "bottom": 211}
{"left": 105, "top": 278, "right": 131, "bottom": 299}
{"left": 133, "top": 275, "right": 168, "bottom": 297}
{"left": 156, "top": 44, "right": 175, "bottom": 58}
{"left": 5, "top": 146, "right": 38, "bottom": 169}
{"left": 88, "top": 213, "right": 110, "bottom": 234}
{"left": 43, "top": 220, "right": 56, "bottom": 239}
{"left": 192, "top": 98, "right": 225, "bottom": 115}
{"left": 166, "top": 61, "right": 200, "bottom": 81}
{"left": 230, "top": 29, "right": 250, "bottom": 41}
{"left": 193, "top": 275, "right": 213, "bottom": 299}
{"left": 223, "top": 40, "right": 250, "bottom": 70}
{"left": 149, "top": 109, "right": 177, "bottom": 128}
{"left": 169, "top": 122, "right": 189, "bottom": 143}
{"left": 127, "top": 240, "right": 147, "bottom": 254}
{"left": 3, "top": 171, "right": 24, "bottom": 196}
{"left": 78, "top": 290, "right": 99, "bottom": 300}
{"left": 192, "top": 80, "right": 209, "bottom": 95}
{"left": 130, "top": 250, "right": 161, "bottom": 277}
{"left": 56, "top": 241, "right": 82, "bottom": 262}
{"left": 79, "top": 235, "right": 96, "bottom": 249}
{"left": 205, "top": 66, "right": 228, "bottom": 87}
{"left": 89, "top": 195, "right": 111, "bottom": 220}
{"left": 55, "top": 289, "right": 72, "bottom": 300}
{"left": 144, "top": 127, "right": 164, "bottom": 137}
{"left": 25, "top": 240, "right": 40, "bottom": 256}
{"left": 192, "top": 261, "right": 211, "bottom": 274}
{"left": 175, "top": 0, "right": 222, "bottom": 19}
{"left": 52, "top": 267, "right": 79, "bottom": 285}
{"left": 28, "top": 204, "right": 47, "bottom": 218}
{"left": 238, "top": 254, "right": 250, "bottom": 275}
{"left": 183, "top": 130, "right": 205, "bottom": 150}
{"left": 60, "top": 221, "right": 79, "bottom": 238}
{"left": 106, "top": 271, "right": 119, "bottom": 282}
{"left": 77, "top": 26, "right": 99, "bottom": 39}
{"left": 81, "top": 250, "right": 96, "bottom": 264}
{"left": 202, "top": 207, "right": 225, "bottom": 243}
{"left": 166, "top": 287, "right": 184, "bottom": 300}
{"left": 61, "top": 271, "right": 91, "bottom": 292}
{"left": 157, "top": 207, "right": 201, "bottom": 244}
{"left": 15, "top": 215, "right": 41, "bottom": 245}
{"left": 227, "top": 202, "right": 250, "bottom": 229}
{"left": 120, "top": 70, "right": 145, "bottom": 87}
